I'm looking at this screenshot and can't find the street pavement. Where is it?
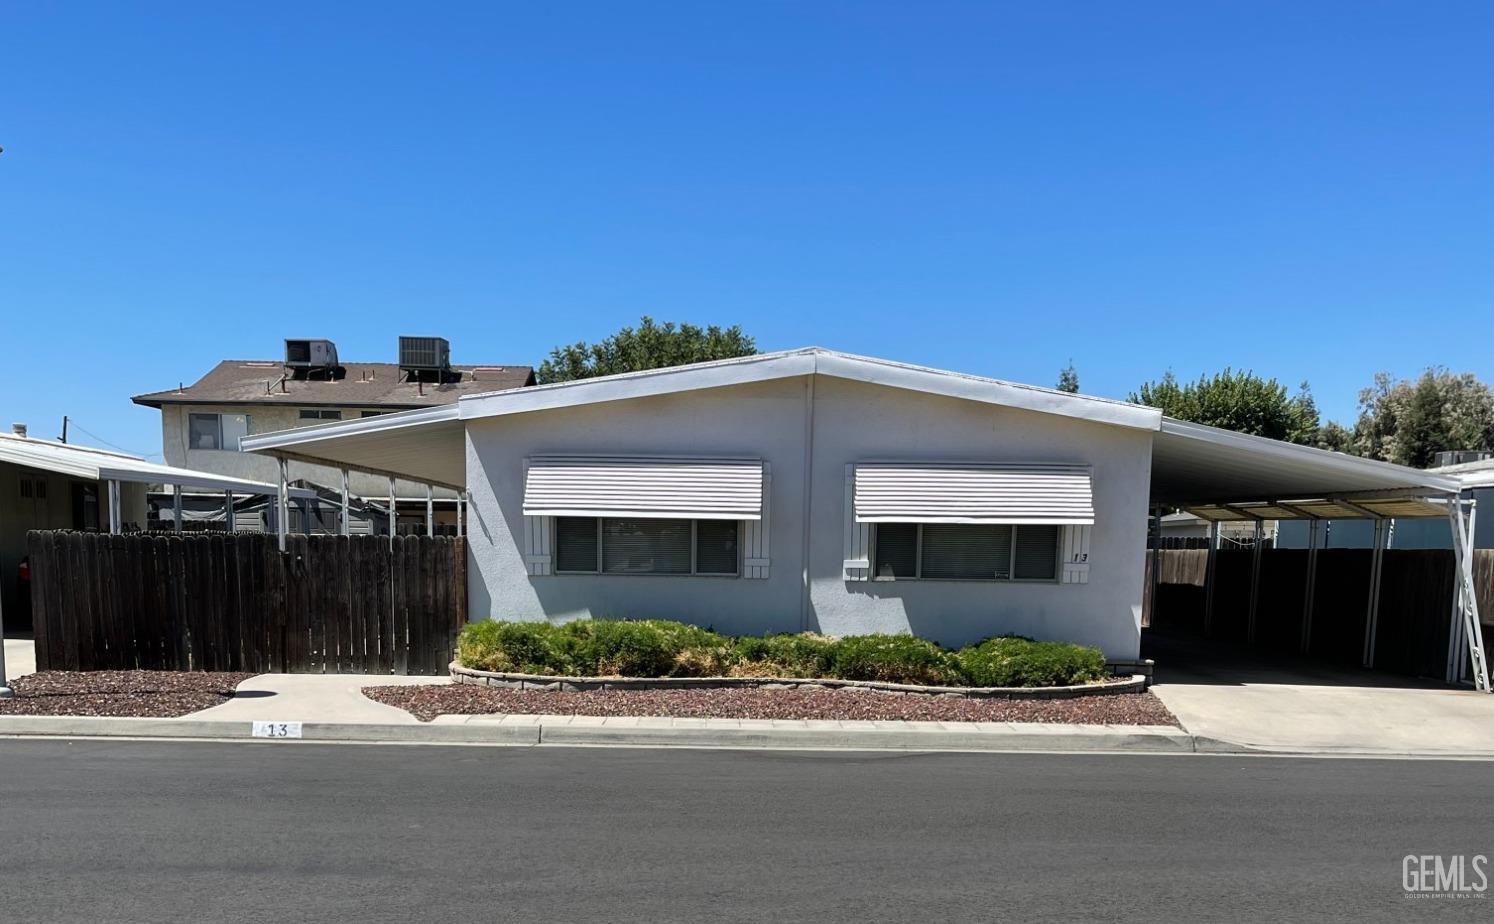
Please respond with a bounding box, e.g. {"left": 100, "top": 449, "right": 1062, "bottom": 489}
{"left": 0, "top": 741, "right": 1489, "bottom": 923}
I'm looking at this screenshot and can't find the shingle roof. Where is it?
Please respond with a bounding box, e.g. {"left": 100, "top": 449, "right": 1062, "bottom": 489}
{"left": 131, "top": 360, "right": 535, "bottom": 409}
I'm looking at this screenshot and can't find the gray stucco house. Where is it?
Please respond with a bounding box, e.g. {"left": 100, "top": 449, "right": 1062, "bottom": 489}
{"left": 241, "top": 347, "right": 1476, "bottom": 666}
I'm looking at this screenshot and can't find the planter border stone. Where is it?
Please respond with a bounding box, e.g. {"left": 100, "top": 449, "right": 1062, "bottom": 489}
{"left": 448, "top": 662, "right": 1147, "bottom": 700}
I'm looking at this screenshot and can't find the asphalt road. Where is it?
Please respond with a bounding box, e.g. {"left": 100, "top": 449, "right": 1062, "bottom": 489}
{"left": 0, "top": 742, "right": 1489, "bottom": 923}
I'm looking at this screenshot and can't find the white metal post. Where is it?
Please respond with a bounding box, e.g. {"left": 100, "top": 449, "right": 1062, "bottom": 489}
{"left": 1246, "top": 519, "right": 1264, "bottom": 643}
{"left": 0, "top": 497, "right": 11, "bottom": 695}
{"left": 224, "top": 490, "right": 233, "bottom": 531}
{"left": 1447, "top": 497, "right": 1490, "bottom": 691}
{"left": 340, "top": 469, "right": 351, "bottom": 537}
{"left": 1203, "top": 520, "right": 1220, "bottom": 635}
{"left": 388, "top": 476, "right": 397, "bottom": 549}
{"left": 172, "top": 483, "right": 183, "bottom": 534}
{"left": 456, "top": 491, "right": 465, "bottom": 538}
{"left": 107, "top": 479, "right": 121, "bottom": 534}
{"left": 425, "top": 484, "right": 434, "bottom": 537}
{"left": 1148, "top": 509, "right": 1161, "bottom": 628}
{"left": 1300, "top": 519, "right": 1320, "bottom": 653}
{"left": 276, "top": 457, "right": 290, "bottom": 552}
{"left": 1362, "top": 518, "right": 1387, "bottom": 669}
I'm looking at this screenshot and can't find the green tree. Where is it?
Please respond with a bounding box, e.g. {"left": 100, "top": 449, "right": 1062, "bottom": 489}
{"left": 1130, "top": 369, "right": 1320, "bottom": 444}
{"left": 1056, "top": 361, "right": 1079, "bottom": 394}
{"left": 1350, "top": 368, "right": 1494, "bottom": 467}
{"left": 536, "top": 316, "right": 757, "bottom": 385}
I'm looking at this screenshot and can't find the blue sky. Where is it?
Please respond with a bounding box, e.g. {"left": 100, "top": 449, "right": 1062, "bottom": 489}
{"left": 3, "top": 2, "right": 1491, "bottom": 458}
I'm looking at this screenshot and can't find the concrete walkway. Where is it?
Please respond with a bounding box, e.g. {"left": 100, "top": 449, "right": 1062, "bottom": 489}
{"left": 1146, "top": 630, "right": 1494, "bottom": 755}
{"left": 192, "top": 673, "right": 444, "bottom": 724}
{"left": 3, "top": 635, "right": 35, "bottom": 680}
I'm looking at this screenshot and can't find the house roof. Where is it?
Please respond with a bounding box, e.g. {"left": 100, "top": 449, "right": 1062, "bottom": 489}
{"left": 131, "top": 360, "right": 535, "bottom": 410}
{"left": 237, "top": 347, "right": 1464, "bottom": 511}
{"left": 1430, "top": 456, "right": 1494, "bottom": 489}
{"left": 0, "top": 433, "right": 314, "bottom": 496}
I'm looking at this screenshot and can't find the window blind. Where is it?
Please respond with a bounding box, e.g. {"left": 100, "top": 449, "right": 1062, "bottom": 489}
{"left": 602, "top": 518, "right": 692, "bottom": 574}
{"left": 1013, "top": 524, "right": 1060, "bottom": 580}
{"left": 921, "top": 524, "right": 1012, "bottom": 580}
{"left": 555, "top": 517, "right": 599, "bottom": 572}
{"left": 694, "top": 520, "right": 740, "bottom": 575}
{"left": 873, "top": 522, "right": 918, "bottom": 578}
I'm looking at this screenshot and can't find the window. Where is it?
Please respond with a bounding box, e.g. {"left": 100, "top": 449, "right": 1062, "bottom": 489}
{"left": 19, "top": 477, "right": 33, "bottom": 499}
{"left": 187, "top": 413, "right": 251, "bottom": 451}
{"left": 554, "top": 517, "right": 740, "bottom": 576}
{"left": 299, "top": 409, "right": 342, "bottom": 421}
{"left": 360, "top": 411, "right": 387, "bottom": 418}
{"left": 872, "top": 523, "right": 1058, "bottom": 582}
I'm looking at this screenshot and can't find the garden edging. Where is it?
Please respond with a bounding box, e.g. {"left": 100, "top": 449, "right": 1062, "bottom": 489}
{"left": 448, "top": 662, "right": 1148, "bottom": 700}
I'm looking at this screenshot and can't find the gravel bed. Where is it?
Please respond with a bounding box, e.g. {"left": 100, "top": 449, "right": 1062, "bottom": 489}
{"left": 364, "top": 684, "right": 1180, "bottom": 725}
{"left": 0, "top": 671, "right": 255, "bottom": 718}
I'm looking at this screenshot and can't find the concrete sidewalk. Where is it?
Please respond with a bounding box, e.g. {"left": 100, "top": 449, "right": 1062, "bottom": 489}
{"left": 3, "top": 635, "right": 36, "bottom": 681}
{"left": 193, "top": 673, "right": 443, "bottom": 724}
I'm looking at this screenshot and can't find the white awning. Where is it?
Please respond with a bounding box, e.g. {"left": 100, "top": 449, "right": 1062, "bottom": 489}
{"left": 0, "top": 433, "right": 309, "bottom": 496}
{"left": 854, "top": 462, "right": 1095, "bottom": 525}
{"left": 523, "top": 455, "right": 764, "bottom": 520}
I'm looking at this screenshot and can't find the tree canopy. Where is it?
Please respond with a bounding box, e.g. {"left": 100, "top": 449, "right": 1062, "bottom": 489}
{"left": 1130, "top": 369, "right": 1320, "bottom": 444}
{"left": 536, "top": 317, "right": 758, "bottom": 385}
{"left": 1348, "top": 368, "right": 1494, "bottom": 467}
{"left": 1056, "top": 361, "right": 1079, "bottom": 394}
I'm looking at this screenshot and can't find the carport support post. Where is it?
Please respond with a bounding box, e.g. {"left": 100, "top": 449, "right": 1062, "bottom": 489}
{"left": 339, "top": 469, "right": 350, "bottom": 537}
{"left": 276, "top": 458, "right": 289, "bottom": 553}
{"left": 387, "top": 476, "right": 397, "bottom": 549}
{"left": 1361, "top": 518, "right": 1388, "bottom": 669}
{"left": 1148, "top": 508, "right": 1162, "bottom": 627}
{"left": 172, "top": 484, "right": 183, "bottom": 534}
{"left": 1246, "top": 519, "right": 1264, "bottom": 644}
{"left": 456, "top": 491, "right": 465, "bottom": 538}
{"left": 1446, "top": 497, "right": 1490, "bottom": 692}
{"left": 425, "top": 483, "right": 434, "bottom": 537}
{"left": 224, "top": 490, "right": 233, "bottom": 531}
{"left": 106, "top": 479, "right": 121, "bottom": 534}
{"left": 1203, "top": 520, "right": 1220, "bottom": 636}
{"left": 1300, "top": 519, "right": 1321, "bottom": 653}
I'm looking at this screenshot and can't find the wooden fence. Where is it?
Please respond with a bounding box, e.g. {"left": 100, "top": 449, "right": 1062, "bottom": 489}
{"left": 1147, "top": 546, "right": 1494, "bottom": 677}
{"left": 27, "top": 532, "right": 466, "bottom": 675}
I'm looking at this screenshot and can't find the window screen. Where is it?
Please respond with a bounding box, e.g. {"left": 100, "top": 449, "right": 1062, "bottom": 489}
{"left": 694, "top": 520, "right": 740, "bottom": 575}
{"left": 188, "top": 414, "right": 222, "bottom": 450}
{"left": 1012, "top": 525, "right": 1059, "bottom": 580}
{"left": 299, "top": 409, "right": 342, "bottom": 421}
{"left": 873, "top": 523, "right": 918, "bottom": 578}
{"left": 555, "top": 517, "right": 600, "bottom": 572}
{"left": 603, "top": 519, "right": 692, "bottom": 574}
{"left": 921, "top": 524, "right": 1012, "bottom": 580}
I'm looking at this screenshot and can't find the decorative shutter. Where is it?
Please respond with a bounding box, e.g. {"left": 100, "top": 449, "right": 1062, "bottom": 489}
{"left": 1060, "top": 524, "right": 1091, "bottom": 584}
{"left": 742, "top": 463, "right": 771, "bottom": 579}
{"left": 522, "top": 459, "right": 554, "bottom": 575}
{"left": 843, "top": 465, "right": 871, "bottom": 580}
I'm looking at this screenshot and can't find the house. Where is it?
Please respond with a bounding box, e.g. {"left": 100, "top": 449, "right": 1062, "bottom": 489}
{"left": 0, "top": 426, "right": 303, "bottom": 627}
{"left": 132, "top": 336, "right": 533, "bottom": 534}
{"left": 239, "top": 347, "right": 1478, "bottom": 671}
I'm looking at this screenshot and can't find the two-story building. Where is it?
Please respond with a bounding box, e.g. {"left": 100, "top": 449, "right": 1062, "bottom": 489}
{"left": 132, "top": 336, "right": 533, "bottom": 534}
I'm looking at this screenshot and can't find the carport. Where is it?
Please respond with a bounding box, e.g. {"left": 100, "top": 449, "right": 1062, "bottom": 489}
{"left": 1148, "top": 418, "right": 1488, "bottom": 692}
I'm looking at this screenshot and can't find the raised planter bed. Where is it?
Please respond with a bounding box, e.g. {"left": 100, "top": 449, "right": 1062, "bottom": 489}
{"left": 449, "top": 661, "right": 1148, "bottom": 700}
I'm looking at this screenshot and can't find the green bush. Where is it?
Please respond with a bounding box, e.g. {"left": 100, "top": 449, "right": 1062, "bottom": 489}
{"left": 824, "top": 634, "right": 963, "bottom": 686}
{"left": 457, "top": 619, "right": 1109, "bottom": 688}
{"left": 457, "top": 620, "right": 569, "bottom": 674}
{"left": 729, "top": 633, "right": 835, "bottom": 678}
{"left": 956, "top": 636, "right": 1107, "bottom": 687}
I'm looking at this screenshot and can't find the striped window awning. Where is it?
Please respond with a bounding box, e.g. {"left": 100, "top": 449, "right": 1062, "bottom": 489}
{"left": 853, "top": 462, "right": 1095, "bottom": 525}
{"left": 523, "top": 455, "right": 764, "bottom": 520}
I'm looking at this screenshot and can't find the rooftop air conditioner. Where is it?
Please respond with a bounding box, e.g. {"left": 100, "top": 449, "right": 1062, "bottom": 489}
{"left": 398, "top": 336, "right": 451, "bottom": 374}
{"left": 285, "top": 339, "right": 340, "bottom": 370}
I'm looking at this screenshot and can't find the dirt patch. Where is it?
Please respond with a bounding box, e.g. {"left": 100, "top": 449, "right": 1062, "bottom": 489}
{"left": 0, "top": 671, "right": 255, "bottom": 718}
{"left": 364, "top": 684, "right": 1180, "bottom": 725}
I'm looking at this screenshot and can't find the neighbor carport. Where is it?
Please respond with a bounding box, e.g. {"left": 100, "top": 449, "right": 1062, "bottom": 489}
{"left": 1148, "top": 418, "right": 1488, "bottom": 691}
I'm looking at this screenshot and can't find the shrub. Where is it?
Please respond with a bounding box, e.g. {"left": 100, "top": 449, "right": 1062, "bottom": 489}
{"left": 729, "top": 633, "right": 835, "bottom": 678}
{"left": 824, "top": 634, "right": 963, "bottom": 686}
{"left": 559, "top": 619, "right": 733, "bottom": 677}
{"left": 457, "top": 620, "right": 569, "bottom": 674}
{"left": 956, "top": 636, "right": 1107, "bottom": 687}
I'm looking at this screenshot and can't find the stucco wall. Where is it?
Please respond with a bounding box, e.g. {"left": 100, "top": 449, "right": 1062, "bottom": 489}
{"left": 159, "top": 403, "right": 458, "bottom": 499}
{"left": 465, "top": 375, "right": 1153, "bottom": 657}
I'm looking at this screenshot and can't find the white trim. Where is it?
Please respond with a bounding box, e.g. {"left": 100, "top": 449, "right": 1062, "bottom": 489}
{"left": 456, "top": 348, "right": 1162, "bottom": 431}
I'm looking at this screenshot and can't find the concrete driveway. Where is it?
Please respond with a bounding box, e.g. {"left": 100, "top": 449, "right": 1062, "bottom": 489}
{"left": 1146, "top": 630, "right": 1494, "bottom": 755}
{"left": 3, "top": 634, "right": 35, "bottom": 680}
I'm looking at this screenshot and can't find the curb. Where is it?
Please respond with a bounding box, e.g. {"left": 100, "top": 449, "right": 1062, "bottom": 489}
{"left": 449, "top": 662, "right": 1150, "bottom": 699}
{"left": 0, "top": 713, "right": 1195, "bottom": 753}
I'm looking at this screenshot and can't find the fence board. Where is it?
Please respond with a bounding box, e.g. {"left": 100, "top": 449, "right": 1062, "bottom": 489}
{"left": 25, "top": 532, "right": 462, "bottom": 676}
